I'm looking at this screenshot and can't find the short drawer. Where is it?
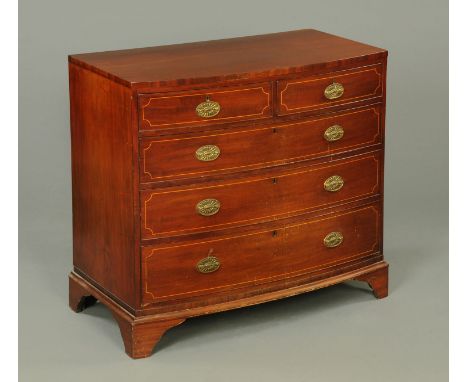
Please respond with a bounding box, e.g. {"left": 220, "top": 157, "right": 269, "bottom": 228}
{"left": 277, "top": 65, "right": 383, "bottom": 115}
{"left": 141, "top": 152, "right": 381, "bottom": 238}
{"left": 141, "top": 204, "right": 380, "bottom": 303}
{"left": 140, "top": 106, "right": 382, "bottom": 182}
{"left": 139, "top": 83, "right": 272, "bottom": 130}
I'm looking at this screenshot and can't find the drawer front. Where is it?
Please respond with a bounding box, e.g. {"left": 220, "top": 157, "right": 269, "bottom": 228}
{"left": 277, "top": 65, "right": 383, "bottom": 115}
{"left": 139, "top": 83, "right": 272, "bottom": 129}
{"left": 140, "top": 107, "right": 381, "bottom": 182}
{"left": 142, "top": 204, "right": 380, "bottom": 303}
{"left": 141, "top": 152, "right": 381, "bottom": 238}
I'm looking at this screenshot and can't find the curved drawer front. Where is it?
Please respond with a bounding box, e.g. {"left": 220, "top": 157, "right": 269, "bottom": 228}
{"left": 139, "top": 83, "right": 272, "bottom": 130}
{"left": 277, "top": 65, "right": 383, "bottom": 115}
{"left": 141, "top": 152, "right": 381, "bottom": 238}
{"left": 142, "top": 204, "right": 380, "bottom": 303}
{"left": 140, "top": 107, "right": 381, "bottom": 182}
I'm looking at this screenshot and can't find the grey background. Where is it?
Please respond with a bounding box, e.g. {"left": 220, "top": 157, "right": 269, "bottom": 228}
{"left": 19, "top": 0, "right": 448, "bottom": 381}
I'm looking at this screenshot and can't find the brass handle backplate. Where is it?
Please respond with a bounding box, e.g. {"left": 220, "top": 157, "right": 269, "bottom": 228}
{"left": 195, "top": 145, "right": 221, "bottom": 161}
{"left": 324, "top": 125, "right": 344, "bottom": 142}
{"left": 196, "top": 97, "right": 221, "bottom": 118}
{"left": 324, "top": 83, "right": 344, "bottom": 100}
{"left": 324, "top": 175, "right": 344, "bottom": 192}
{"left": 196, "top": 256, "right": 220, "bottom": 273}
{"left": 323, "top": 232, "right": 344, "bottom": 248}
{"left": 196, "top": 198, "right": 221, "bottom": 216}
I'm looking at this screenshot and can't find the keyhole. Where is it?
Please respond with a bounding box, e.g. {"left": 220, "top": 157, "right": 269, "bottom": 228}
{"left": 272, "top": 128, "right": 277, "bottom": 133}
{"left": 272, "top": 178, "right": 277, "bottom": 184}
{"left": 272, "top": 230, "right": 278, "bottom": 237}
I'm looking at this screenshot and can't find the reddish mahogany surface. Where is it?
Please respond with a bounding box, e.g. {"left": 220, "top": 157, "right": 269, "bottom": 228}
{"left": 68, "top": 29, "right": 388, "bottom": 358}
{"left": 139, "top": 83, "right": 272, "bottom": 129}
{"left": 142, "top": 204, "right": 380, "bottom": 304}
{"left": 69, "top": 63, "right": 137, "bottom": 306}
{"left": 141, "top": 152, "right": 381, "bottom": 239}
{"left": 140, "top": 106, "right": 382, "bottom": 182}
{"left": 277, "top": 64, "right": 383, "bottom": 115}
{"left": 69, "top": 29, "right": 386, "bottom": 88}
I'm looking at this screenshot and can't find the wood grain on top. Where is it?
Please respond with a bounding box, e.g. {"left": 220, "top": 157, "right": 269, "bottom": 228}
{"left": 69, "top": 29, "right": 387, "bottom": 88}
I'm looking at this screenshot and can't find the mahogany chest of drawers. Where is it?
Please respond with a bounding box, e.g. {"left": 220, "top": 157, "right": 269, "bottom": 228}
{"left": 68, "top": 29, "right": 389, "bottom": 358}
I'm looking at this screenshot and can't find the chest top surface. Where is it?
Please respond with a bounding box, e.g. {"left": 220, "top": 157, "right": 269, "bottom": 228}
{"left": 69, "top": 29, "right": 387, "bottom": 88}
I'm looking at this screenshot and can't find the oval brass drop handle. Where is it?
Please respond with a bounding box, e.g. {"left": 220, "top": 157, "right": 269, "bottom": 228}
{"left": 196, "top": 97, "right": 221, "bottom": 118}
{"left": 324, "top": 82, "right": 344, "bottom": 100}
{"left": 323, "top": 125, "right": 344, "bottom": 142}
{"left": 196, "top": 198, "right": 221, "bottom": 216}
{"left": 196, "top": 255, "right": 220, "bottom": 273}
{"left": 195, "top": 145, "right": 221, "bottom": 161}
{"left": 323, "top": 175, "right": 344, "bottom": 192}
{"left": 323, "top": 232, "right": 344, "bottom": 248}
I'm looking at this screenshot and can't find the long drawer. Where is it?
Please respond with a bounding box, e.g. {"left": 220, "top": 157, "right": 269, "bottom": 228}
{"left": 141, "top": 204, "right": 380, "bottom": 303}
{"left": 140, "top": 106, "right": 382, "bottom": 182}
{"left": 141, "top": 152, "right": 381, "bottom": 239}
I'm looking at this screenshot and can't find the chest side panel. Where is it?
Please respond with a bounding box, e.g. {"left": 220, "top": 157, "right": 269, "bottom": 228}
{"left": 69, "top": 63, "right": 137, "bottom": 307}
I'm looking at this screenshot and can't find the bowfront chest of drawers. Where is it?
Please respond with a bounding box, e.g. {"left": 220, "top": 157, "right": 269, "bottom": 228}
{"left": 68, "top": 29, "right": 389, "bottom": 358}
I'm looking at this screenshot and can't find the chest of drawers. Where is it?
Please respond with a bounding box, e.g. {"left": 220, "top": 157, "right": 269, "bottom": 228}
{"left": 68, "top": 29, "right": 389, "bottom": 359}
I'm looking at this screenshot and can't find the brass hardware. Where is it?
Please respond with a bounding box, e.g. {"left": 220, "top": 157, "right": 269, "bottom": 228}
{"left": 323, "top": 232, "right": 344, "bottom": 248}
{"left": 324, "top": 125, "right": 344, "bottom": 142}
{"left": 196, "top": 198, "right": 221, "bottom": 216}
{"left": 324, "top": 175, "right": 344, "bottom": 192}
{"left": 196, "top": 97, "right": 221, "bottom": 118}
{"left": 324, "top": 83, "right": 344, "bottom": 100}
{"left": 196, "top": 256, "right": 220, "bottom": 273}
{"left": 195, "top": 145, "right": 221, "bottom": 161}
